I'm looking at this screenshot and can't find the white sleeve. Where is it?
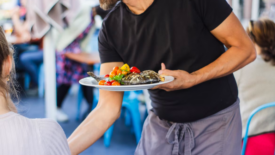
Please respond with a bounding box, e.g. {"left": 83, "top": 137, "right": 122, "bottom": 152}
{"left": 36, "top": 119, "right": 71, "bottom": 155}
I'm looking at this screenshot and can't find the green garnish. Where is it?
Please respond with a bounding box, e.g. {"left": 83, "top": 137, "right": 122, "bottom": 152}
{"left": 109, "top": 74, "right": 124, "bottom": 83}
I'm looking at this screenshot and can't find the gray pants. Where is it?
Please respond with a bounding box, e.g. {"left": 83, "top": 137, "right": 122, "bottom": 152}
{"left": 135, "top": 99, "right": 242, "bottom": 155}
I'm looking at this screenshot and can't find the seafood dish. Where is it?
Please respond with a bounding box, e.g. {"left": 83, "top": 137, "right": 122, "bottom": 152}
{"left": 87, "top": 64, "right": 165, "bottom": 86}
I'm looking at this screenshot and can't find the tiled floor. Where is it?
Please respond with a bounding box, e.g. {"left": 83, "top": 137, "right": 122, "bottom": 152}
{"left": 18, "top": 90, "right": 137, "bottom": 155}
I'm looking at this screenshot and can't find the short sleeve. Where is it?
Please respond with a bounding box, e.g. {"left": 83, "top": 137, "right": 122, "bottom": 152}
{"left": 36, "top": 119, "right": 71, "bottom": 155}
{"left": 98, "top": 24, "right": 123, "bottom": 63}
{"left": 193, "top": 0, "right": 232, "bottom": 31}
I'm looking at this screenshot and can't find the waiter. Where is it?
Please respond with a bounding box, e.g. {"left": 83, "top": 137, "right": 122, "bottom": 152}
{"left": 68, "top": 0, "right": 256, "bottom": 154}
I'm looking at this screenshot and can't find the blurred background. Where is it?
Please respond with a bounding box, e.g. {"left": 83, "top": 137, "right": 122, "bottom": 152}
{"left": 0, "top": 0, "right": 274, "bottom": 154}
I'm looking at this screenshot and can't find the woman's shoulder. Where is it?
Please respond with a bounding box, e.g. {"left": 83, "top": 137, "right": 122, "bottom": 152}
{"left": 1, "top": 113, "right": 57, "bottom": 126}
{"left": 250, "top": 55, "right": 272, "bottom": 66}
{"left": 234, "top": 56, "right": 275, "bottom": 85}
{"left": 32, "top": 118, "right": 65, "bottom": 136}
{"left": 14, "top": 116, "right": 66, "bottom": 137}
{"left": 1, "top": 113, "right": 59, "bottom": 129}
{"left": 33, "top": 118, "right": 71, "bottom": 155}
{"left": 33, "top": 118, "right": 60, "bottom": 127}
{"left": 238, "top": 56, "right": 274, "bottom": 74}
{"left": 0, "top": 113, "right": 70, "bottom": 155}
{"left": 0, "top": 112, "right": 35, "bottom": 126}
{"left": 3, "top": 113, "right": 64, "bottom": 135}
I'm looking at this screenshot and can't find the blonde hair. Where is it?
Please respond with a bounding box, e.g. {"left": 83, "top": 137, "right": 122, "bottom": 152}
{"left": 0, "top": 27, "right": 18, "bottom": 112}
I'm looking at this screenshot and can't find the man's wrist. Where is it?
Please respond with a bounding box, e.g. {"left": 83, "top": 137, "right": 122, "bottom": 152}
{"left": 190, "top": 71, "right": 202, "bottom": 86}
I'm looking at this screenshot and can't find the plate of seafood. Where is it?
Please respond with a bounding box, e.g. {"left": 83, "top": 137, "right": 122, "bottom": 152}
{"left": 79, "top": 64, "right": 174, "bottom": 91}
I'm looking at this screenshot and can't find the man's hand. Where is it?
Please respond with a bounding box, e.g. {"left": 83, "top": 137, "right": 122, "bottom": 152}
{"left": 152, "top": 63, "right": 198, "bottom": 91}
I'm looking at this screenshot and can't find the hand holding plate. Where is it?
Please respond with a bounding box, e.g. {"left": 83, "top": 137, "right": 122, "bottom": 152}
{"left": 152, "top": 63, "right": 198, "bottom": 91}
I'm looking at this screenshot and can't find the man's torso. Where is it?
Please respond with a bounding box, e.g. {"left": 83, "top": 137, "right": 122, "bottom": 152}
{"left": 99, "top": 0, "right": 238, "bottom": 122}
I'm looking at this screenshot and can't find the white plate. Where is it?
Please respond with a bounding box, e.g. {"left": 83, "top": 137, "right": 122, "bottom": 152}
{"left": 79, "top": 75, "right": 174, "bottom": 91}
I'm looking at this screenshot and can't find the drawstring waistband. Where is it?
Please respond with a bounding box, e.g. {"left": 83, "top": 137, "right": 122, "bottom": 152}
{"left": 165, "top": 123, "right": 195, "bottom": 155}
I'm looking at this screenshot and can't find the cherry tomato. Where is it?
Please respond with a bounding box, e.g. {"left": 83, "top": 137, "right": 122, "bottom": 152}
{"left": 109, "top": 71, "right": 116, "bottom": 78}
{"left": 112, "top": 81, "right": 121, "bottom": 86}
{"left": 113, "top": 66, "right": 119, "bottom": 72}
{"left": 130, "top": 66, "right": 141, "bottom": 74}
{"left": 98, "top": 80, "right": 106, "bottom": 85}
{"left": 116, "top": 69, "right": 122, "bottom": 75}
{"left": 122, "top": 71, "right": 128, "bottom": 75}
{"left": 110, "top": 80, "right": 116, "bottom": 83}
{"left": 105, "top": 81, "right": 112, "bottom": 86}
{"left": 105, "top": 74, "right": 109, "bottom": 78}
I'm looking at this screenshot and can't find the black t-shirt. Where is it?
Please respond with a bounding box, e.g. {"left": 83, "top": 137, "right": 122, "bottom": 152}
{"left": 99, "top": 0, "right": 238, "bottom": 123}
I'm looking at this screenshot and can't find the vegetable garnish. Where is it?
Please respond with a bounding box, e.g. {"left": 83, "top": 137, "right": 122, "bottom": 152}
{"left": 130, "top": 66, "right": 141, "bottom": 74}
{"left": 105, "top": 81, "right": 112, "bottom": 86}
{"left": 120, "top": 64, "right": 130, "bottom": 72}
{"left": 117, "top": 69, "right": 122, "bottom": 75}
{"left": 122, "top": 71, "right": 128, "bottom": 75}
{"left": 112, "top": 81, "right": 121, "bottom": 86}
{"left": 109, "top": 71, "right": 116, "bottom": 78}
{"left": 98, "top": 80, "right": 106, "bottom": 85}
{"left": 109, "top": 74, "right": 124, "bottom": 83}
{"left": 104, "top": 64, "right": 142, "bottom": 86}
{"left": 113, "top": 66, "right": 119, "bottom": 71}
{"left": 94, "top": 64, "right": 162, "bottom": 86}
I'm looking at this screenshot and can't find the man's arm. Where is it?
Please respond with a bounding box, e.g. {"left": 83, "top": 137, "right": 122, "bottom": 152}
{"left": 191, "top": 12, "right": 256, "bottom": 81}
{"left": 68, "top": 62, "right": 124, "bottom": 155}
{"left": 154, "top": 12, "right": 256, "bottom": 91}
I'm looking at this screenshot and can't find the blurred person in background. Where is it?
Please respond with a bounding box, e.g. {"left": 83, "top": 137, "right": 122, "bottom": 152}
{"left": 227, "top": 0, "right": 232, "bottom": 6}
{"left": 234, "top": 18, "right": 275, "bottom": 155}
{"left": 11, "top": 0, "right": 31, "bottom": 44}
{"left": 243, "top": 0, "right": 275, "bottom": 21}
{"left": 55, "top": 21, "right": 94, "bottom": 122}
{"left": 263, "top": 0, "right": 275, "bottom": 11}
{"left": 0, "top": 27, "right": 70, "bottom": 155}
{"left": 54, "top": 3, "right": 103, "bottom": 122}
{"left": 261, "top": 0, "right": 275, "bottom": 21}
{"left": 92, "top": 5, "right": 110, "bottom": 19}
{"left": 56, "top": 4, "right": 110, "bottom": 122}
{"left": 68, "top": 0, "right": 256, "bottom": 154}
{"left": 11, "top": 1, "right": 107, "bottom": 122}
{"left": 11, "top": 0, "right": 43, "bottom": 92}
